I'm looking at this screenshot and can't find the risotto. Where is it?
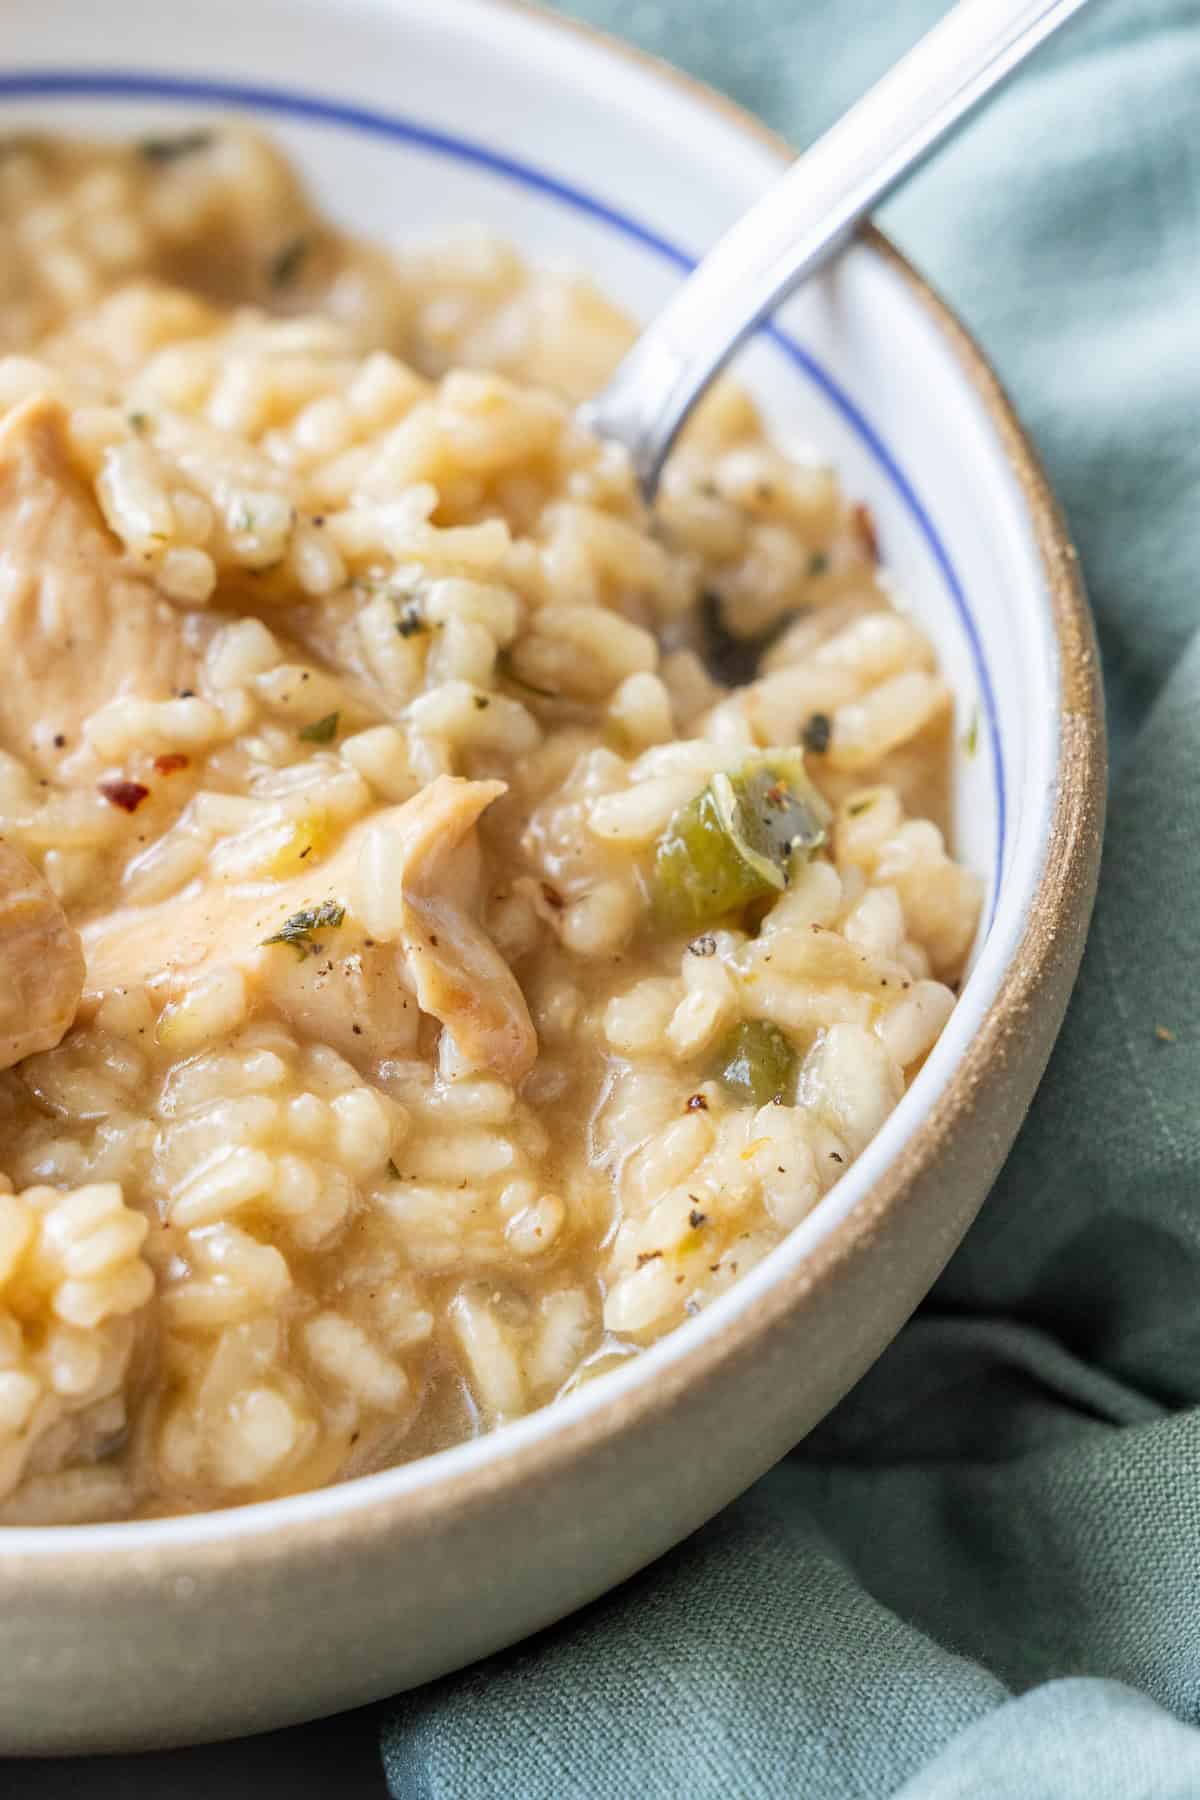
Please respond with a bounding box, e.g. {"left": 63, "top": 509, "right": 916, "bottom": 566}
{"left": 0, "top": 128, "right": 980, "bottom": 1522}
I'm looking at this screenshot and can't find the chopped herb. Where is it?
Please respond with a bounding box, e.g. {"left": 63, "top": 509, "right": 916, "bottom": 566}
{"left": 396, "top": 604, "right": 427, "bottom": 639}
{"left": 298, "top": 711, "right": 340, "bottom": 744}
{"left": 688, "top": 1208, "right": 708, "bottom": 1230}
{"left": 496, "top": 648, "right": 558, "bottom": 699}
{"left": 98, "top": 777, "right": 150, "bottom": 814}
{"left": 128, "top": 411, "right": 148, "bottom": 435}
{"left": 808, "top": 551, "right": 830, "bottom": 577}
{"left": 964, "top": 707, "right": 980, "bottom": 758}
{"left": 473, "top": 694, "right": 491, "bottom": 711}
{"left": 268, "top": 234, "right": 311, "bottom": 288}
{"left": 386, "top": 1158, "right": 401, "bottom": 1179}
{"left": 801, "top": 712, "right": 832, "bottom": 755}
{"left": 137, "top": 130, "right": 214, "bottom": 165}
{"left": 261, "top": 899, "right": 346, "bottom": 960}
{"left": 847, "top": 796, "right": 874, "bottom": 817}
{"left": 153, "top": 752, "right": 190, "bottom": 776}
{"left": 688, "top": 934, "right": 718, "bottom": 958}
{"left": 636, "top": 1250, "right": 663, "bottom": 1268}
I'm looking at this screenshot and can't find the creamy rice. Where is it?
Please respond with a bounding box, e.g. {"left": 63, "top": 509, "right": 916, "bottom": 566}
{"left": 0, "top": 129, "right": 981, "bottom": 1521}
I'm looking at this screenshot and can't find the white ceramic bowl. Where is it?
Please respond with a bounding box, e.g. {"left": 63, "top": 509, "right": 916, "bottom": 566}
{"left": 0, "top": 0, "right": 1104, "bottom": 1751}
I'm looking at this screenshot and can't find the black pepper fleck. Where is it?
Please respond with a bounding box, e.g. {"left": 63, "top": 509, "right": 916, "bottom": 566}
{"left": 801, "top": 712, "right": 832, "bottom": 755}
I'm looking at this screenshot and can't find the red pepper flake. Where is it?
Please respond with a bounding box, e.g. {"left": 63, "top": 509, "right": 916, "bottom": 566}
{"left": 152, "top": 752, "right": 190, "bottom": 776}
{"left": 851, "top": 501, "right": 879, "bottom": 563}
{"left": 98, "top": 777, "right": 150, "bottom": 813}
{"left": 685, "top": 1093, "right": 708, "bottom": 1112}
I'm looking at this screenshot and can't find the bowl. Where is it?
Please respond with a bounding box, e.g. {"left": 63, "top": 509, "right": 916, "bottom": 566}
{"left": 0, "top": 0, "right": 1104, "bottom": 1752}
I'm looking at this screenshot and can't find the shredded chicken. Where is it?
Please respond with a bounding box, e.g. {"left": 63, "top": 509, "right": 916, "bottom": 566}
{"left": 82, "top": 777, "right": 536, "bottom": 1081}
{"left": 0, "top": 839, "right": 85, "bottom": 1068}
{"left": 0, "top": 395, "right": 195, "bottom": 779}
{"left": 357, "top": 776, "right": 538, "bottom": 1082}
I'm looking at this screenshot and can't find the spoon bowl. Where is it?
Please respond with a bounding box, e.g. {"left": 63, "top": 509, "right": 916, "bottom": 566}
{"left": 583, "top": 0, "right": 1091, "bottom": 499}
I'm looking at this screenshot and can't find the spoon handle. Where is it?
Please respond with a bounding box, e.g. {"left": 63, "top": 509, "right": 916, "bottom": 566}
{"left": 581, "top": 0, "right": 1090, "bottom": 500}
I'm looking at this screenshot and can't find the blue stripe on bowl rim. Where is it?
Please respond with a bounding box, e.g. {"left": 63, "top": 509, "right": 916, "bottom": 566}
{"left": 0, "top": 68, "right": 1006, "bottom": 918}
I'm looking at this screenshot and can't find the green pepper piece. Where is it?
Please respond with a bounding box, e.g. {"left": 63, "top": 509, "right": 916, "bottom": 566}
{"left": 715, "top": 1020, "right": 796, "bottom": 1107}
{"left": 298, "top": 710, "right": 339, "bottom": 744}
{"left": 652, "top": 751, "right": 829, "bottom": 931}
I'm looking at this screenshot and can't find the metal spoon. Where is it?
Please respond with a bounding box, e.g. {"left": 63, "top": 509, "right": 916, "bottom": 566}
{"left": 580, "top": 0, "right": 1090, "bottom": 503}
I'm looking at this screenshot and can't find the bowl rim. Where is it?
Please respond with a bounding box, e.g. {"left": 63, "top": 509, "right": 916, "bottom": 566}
{"left": 0, "top": 0, "right": 1104, "bottom": 1568}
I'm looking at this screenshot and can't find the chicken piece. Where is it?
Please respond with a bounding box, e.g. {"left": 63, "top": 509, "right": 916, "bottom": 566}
{"left": 82, "top": 779, "right": 537, "bottom": 1082}
{"left": 357, "top": 777, "right": 537, "bottom": 1082}
{"left": 82, "top": 816, "right": 420, "bottom": 1064}
{"left": 0, "top": 395, "right": 195, "bottom": 778}
{"left": 0, "top": 839, "right": 85, "bottom": 1068}
{"left": 250, "top": 911, "right": 421, "bottom": 1065}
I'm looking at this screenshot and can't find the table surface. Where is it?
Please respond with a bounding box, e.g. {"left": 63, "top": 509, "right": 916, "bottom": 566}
{"left": 9, "top": 1704, "right": 391, "bottom": 1797}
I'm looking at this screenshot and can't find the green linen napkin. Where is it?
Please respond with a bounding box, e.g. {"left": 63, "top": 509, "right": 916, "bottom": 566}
{"left": 380, "top": 1, "right": 1200, "bottom": 1793}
